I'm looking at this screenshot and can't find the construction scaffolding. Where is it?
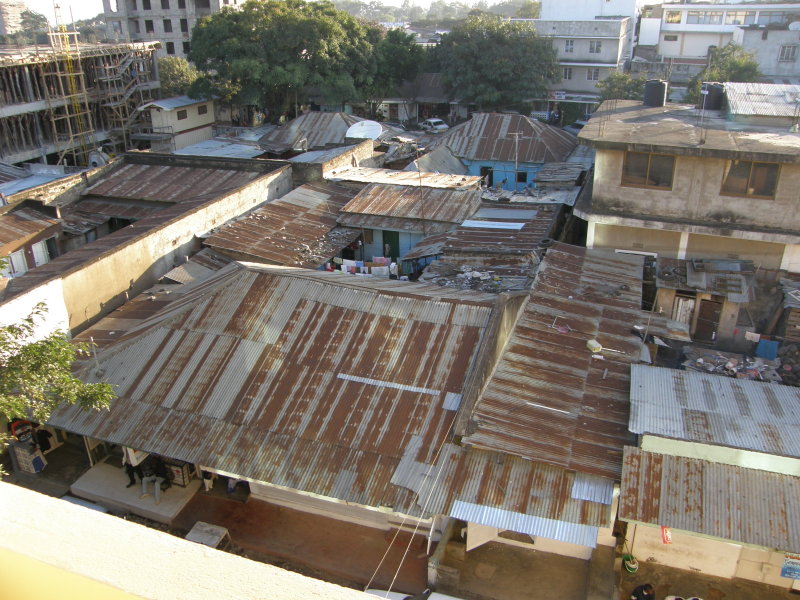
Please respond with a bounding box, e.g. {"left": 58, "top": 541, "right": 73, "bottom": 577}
{"left": 0, "top": 39, "right": 159, "bottom": 166}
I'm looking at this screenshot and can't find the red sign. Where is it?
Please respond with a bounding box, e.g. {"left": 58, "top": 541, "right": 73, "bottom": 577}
{"left": 661, "top": 526, "right": 673, "bottom": 544}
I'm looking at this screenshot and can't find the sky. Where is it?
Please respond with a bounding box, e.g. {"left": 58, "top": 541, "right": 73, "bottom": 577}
{"left": 23, "top": 0, "right": 105, "bottom": 25}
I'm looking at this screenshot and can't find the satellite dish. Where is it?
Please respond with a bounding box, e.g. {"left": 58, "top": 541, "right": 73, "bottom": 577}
{"left": 346, "top": 120, "right": 383, "bottom": 140}
{"left": 789, "top": 21, "right": 800, "bottom": 30}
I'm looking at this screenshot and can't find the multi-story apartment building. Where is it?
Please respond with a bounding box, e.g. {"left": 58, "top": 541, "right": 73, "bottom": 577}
{"left": 102, "top": 0, "right": 242, "bottom": 60}
{"left": 0, "top": 0, "right": 26, "bottom": 36}
{"left": 528, "top": 18, "right": 631, "bottom": 117}
{"left": 0, "top": 37, "right": 160, "bottom": 166}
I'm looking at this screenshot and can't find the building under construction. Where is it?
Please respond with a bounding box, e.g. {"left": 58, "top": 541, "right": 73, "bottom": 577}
{"left": 0, "top": 32, "right": 160, "bottom": 167}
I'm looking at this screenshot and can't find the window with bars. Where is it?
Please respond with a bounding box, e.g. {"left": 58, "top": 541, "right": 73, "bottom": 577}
{"left": 586, "top": 68, "right": 600, "bottom": 81}
{"left": 779, "top": 45, "right": 798, "bottom": 62}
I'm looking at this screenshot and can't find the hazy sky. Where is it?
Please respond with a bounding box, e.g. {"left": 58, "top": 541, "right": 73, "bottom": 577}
{"left": 24, "top": 0, "right": 105, "bottom": 24}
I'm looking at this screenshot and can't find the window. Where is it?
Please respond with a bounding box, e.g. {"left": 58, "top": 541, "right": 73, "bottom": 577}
{"left": 145, "top": 19, "right": 154, "bottom": 33}
{"left": 563, "top": 67, "right": 572, "bottom": 80}
{"left": 4, "top": 249, "right": 28, "bottom": 277}
{"left": 758, "top": 11, "right": 800, "bottom": 26}
{"left": 163, "top": 18, "right": 172, "bottom": 32}
{"left": 166, "top": 41, "right": 175, "bottom": 54}
{"left": 720, "top": 160, "right": 779, "bottom": 198}
{"left": 183, "top": 41, "right": 191, "bottom": 54}
{"left": 622, "top": 152, "right": 675, "bottom": 189}
{"left": 780, "top": 45, "right": 798, "bottom": 62}
{"left": 589, "top": 40, "right": 602, "bottom": 54}
{"left": 161, "top": 0, "right": 169, "bottom": 7}
{"left": 587, "top": 68, "right": 600, "bottom": 81}
{"left": 142, "top": 0, "right": 151, "bottom": 9}
{"left": 180, "top": 18, "right": 188, "bottom": 32}
{"left": 564, "top": 39, "right": 574, "bottom": 53}
{"left": 198, "top": 104, "right": 208, "bottom": 115}
{"left": 725, "top": 10, "right": 756, "bottom": 25}
{"left": 686, "top": 11, "right": 723, "bottom": 25}
{"left": 516, "top": 171, "right": 528, "bottom": 184}
{"left": 178, "top": 0, "right": 185, "bottom": 7}
{"left": 663, "top": 34, "right": 678, "bottom": 42}
{"left": 177, "top": 109, "right": 188, "bottom": 120}
{"left": 664, "top": 11, "right": 681, "bottom": 23}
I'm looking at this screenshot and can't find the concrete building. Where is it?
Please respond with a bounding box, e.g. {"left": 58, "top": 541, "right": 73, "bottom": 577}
{"left": 102, "top": 0, "right": 242, "bottom": 60}
{"left": 733, "top": 24, "right": 800, "bottom": 81}
{"left": 136, "top": 95, "right": 215, "bottom": 151}
{"left": 525, "top": 19, "right": 631, "bottom": 116}
{"left": 0, "top": 38, "right": 160, "bottom": 166}
{"left": 576, "top": 96, "right": 800, "bottom": 274}
{"left": 0, "top": 0, "right": 26, "bottom": 36}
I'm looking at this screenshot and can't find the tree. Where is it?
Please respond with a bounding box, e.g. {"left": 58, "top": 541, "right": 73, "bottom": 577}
{"left": 0, "top": 304, "right": 114, "bottom": 425}
{"left": 596, "top": 72, "right": 646, "bottom": 101}
{"left": 20, "top": 10, "right": 49, "bottom": 36}
{"left": 432, "top": 14, "right": 558, "bottom": 111}
{"left": 158, "top": 56, "right": 200, "bottom": 98}
{"left": 515, "top": 1, "right": 540, "bottom": 18}
{"left": 189, "top": 0, "right": 379, "bottom": 112}
{"left": 363, "top": 28, "right": 425, "bottom": 116}
{"left": 685, "top": 43, "right": 761, "bottom": 105}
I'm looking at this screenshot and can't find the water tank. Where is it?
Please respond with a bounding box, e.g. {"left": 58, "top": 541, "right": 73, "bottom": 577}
{"left": 643, "top": 80, "right": 668, "bottom": 107}
{"left": 700, "top": 82, "right": 724, "bottom": 110}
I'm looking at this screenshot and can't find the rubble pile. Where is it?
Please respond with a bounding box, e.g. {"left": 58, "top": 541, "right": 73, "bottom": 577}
{"left": 777, "top": 344, "right": 800, "bottom": 387}
{"left": 682, "top": 346, "right": 783, "bottom": 383}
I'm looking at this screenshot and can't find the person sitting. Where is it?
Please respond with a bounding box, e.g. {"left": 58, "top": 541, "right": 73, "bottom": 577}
{"left": 631, "top": 583, "right": 655, "bottom": 600}
{"left": 140, "top": 455, "right": 170, "bottom": 505}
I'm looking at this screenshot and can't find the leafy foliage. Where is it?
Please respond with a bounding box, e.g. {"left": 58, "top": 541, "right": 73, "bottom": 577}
{"left": 0, "top": 304, "right": 114, "bottom": 424}
{"left": 158, "top": 57, "right": 200, "bottom": 98}
{"left": 362, "top": 28, "right": 425, "bottom": 115}
{"left": 431, "top": 14, "right": 557, "bottom": 111}
{"left": 596, "top": 72, "right": 646, "bottom": 101}
{"left": 189, "top": 0, "right": 380, "bottom": 111}
{"left": 685, "top": 43, "right": 761, "bottom": 105}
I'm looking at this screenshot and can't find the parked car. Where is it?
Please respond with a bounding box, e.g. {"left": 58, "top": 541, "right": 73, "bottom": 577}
{"left": 419, "top": 118, "right": 449, "bottom": 133}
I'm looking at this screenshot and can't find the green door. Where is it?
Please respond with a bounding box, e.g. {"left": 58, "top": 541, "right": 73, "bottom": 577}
{"left": 382, "top": 230, "right": 400, "bottom": 261}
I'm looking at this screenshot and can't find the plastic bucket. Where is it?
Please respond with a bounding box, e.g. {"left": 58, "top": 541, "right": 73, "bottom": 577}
{"left": 622, "top": 554, "right": 639, "bottom": 573}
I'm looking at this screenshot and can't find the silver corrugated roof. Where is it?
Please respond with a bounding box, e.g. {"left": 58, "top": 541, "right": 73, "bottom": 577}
{"left": 620, "top": 447, "right": 800, "bottom": 553}
{"left": 326, "top": 167, "right": 481, "bottom": 190}
{"left": 629, "top": 365, "right": 800, "bottom": 458}
{"left": 139, "top": 95, "right": 208, "bottom": 111}
{"left": 725, "top": 82, "right": 800, "bottom": 118}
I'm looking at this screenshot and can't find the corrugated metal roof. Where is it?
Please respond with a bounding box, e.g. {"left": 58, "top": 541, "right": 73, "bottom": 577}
{"left": 435, "top": 113, "right": 578, "bottom": 164}
{"left": 49, "top": 264, "right": 496, "bottom": 519}
{"left": 725, "top": 82, "right": 800, "bottom": 118}
{"left": 139, "top": 95, "right": 208, "bottom": 111}
{"left": 338, "top": 184, "right": 481, "bottom": 232}
{"left": 84, "top": 162, "right": 265, "bottom": 203}
{"left": 0, "top": 207, "right": 60, "bottom": 252}
{"left": 534, "top": 162, "right": 585, "bottom": 184}
{"left": 629, "top": 365, "right": 800, "bottom": 458}
{"left": 405, "top": 146, "right": 468, "bottom": 176}
{"left": 620, "top": 447, "right": 800, "bottom": 553}
{"left": 289, "top": 146, "right": 356, "bottom": 163}
{"left": 204, "top": 182, "right": 362, "bottom": 268}
{"left": 69, "top": 198, "right": 162, "bottom": 221}
{"left": 460, "top": 243, "right": 652, "bottom": 480}
{"left": 259, "top": 112, "right": 399, "bottom": 153}
{"left": 327, "top": 167, "right": 480, "bottom": 189}
{"left": 175, "top": 139, "right": 266, "bottom": 159}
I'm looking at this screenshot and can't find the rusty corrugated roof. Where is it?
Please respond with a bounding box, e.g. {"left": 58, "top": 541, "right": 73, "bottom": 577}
{"left": 460, "top": 243, "right": 651, "bottom": 480}
{"left": 70, "top": 199, "right": 162, "bottom": 221}
{"left": 620, "top": 447, "right": 800, "bottom": 553}
{"left": 439, "top": 113, "right": 578, "bottom": 164}
{"left": 327, "top": 167, "right": 480, "bottom": 189}
{"left": 84, "top": 162, "right": 265, "bottom": 203}
{"left": 50, "top": 264, "right": 496, "bottom": 518}
{"left": 204, "top": 182, "right": 361, "bottom": 268}
{"left": 338, "top": 183, "right": 481, "bottom": 232}
{"left": 258, "top": 112, "right": 397, "bottom": 153}
{"left": 0, "top": 207, "right": 60, "bottom": 253}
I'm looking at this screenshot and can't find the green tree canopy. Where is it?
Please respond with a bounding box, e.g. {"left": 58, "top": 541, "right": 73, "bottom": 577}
{"left": 431, "top": 14, "right": 557, "bottom": 111}
{"left": 189, "top": 0, "right": 379, "bottom": 112}
{"left": 0, "top": 305, "right": 114, "bottom": 425}
{"left": 596, "top": 72, "right": 646, "bottom": 101}
{"left": 158, "top": 56, "right": 200, "bottom": 98}
{"left": 362, "top": 28, "right": 425, "bottom": 114}
{"left": 20, "top": 10, "right": 49, "bottom": 35}
{"left": 686, "top": 43, "right": 761, "bottom": 104}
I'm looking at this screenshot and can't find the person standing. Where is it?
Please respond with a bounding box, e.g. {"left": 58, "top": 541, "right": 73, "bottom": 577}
{"left": 140, "top": 455, "right": 169, "bottom": 505}
{"left": 631, "top": 583, "right": 655, "bottom": 600}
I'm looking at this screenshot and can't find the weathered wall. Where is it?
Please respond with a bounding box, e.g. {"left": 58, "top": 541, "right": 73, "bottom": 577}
{"left": 735, "top": 28, "right": 800, "bottom": 78}
{"left": 592, "top": 149, "right": 800, "bottom": 235}
{"left": 591, "top": 223, "right": 681, "bottom": 257}
{"left": 290, "top": 140, "right": 374, "bottom": 187}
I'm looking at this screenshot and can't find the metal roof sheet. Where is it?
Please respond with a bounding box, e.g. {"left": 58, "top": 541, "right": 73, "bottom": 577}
{"left": 620, "top": 447, "right": 800, "bottom": 553}
{"left": 289, "top": 146, "right": 356, "bottom": 163}
{"left": 724, "top": 82, "right": 800, "bottom": 118}
{"left": 49, "top": 264, "right": 496, "bottom": 519}
{"left": 175, "top": 139, "right": 266, "bottom": 159}
{"left": 0, "top": 207, "right": 60, "bottom": 251}
{"left": 84, "top": 162, "right": 265, "bottom": 203}
{"left": 259, "top": 112, "right": 399, "bottom": 153}
{"left": 460, "top": 243, "right": 653, "bottom": 480}
{"left": 629, "top": 365, "right": 800, "bottom": 458}
{"left": 404, "top": 146, "right": 469, "bottom": 176}
{"left": 139, "top": 95, "right": 208, "bottom": 111}
{"left": 436, "top": 113, "right": 578, "bottom": 164}
{"left": 338, "top": 183, "right": 481, "bottom": 230}
{"left": 204, "top": 182, "right": 362, "bottom": 268}
{"left": 69, "top": 198, "right": 162, "bottom": 221}
{"left": 326, "top": 167, "right": 481, "bottom": 190}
